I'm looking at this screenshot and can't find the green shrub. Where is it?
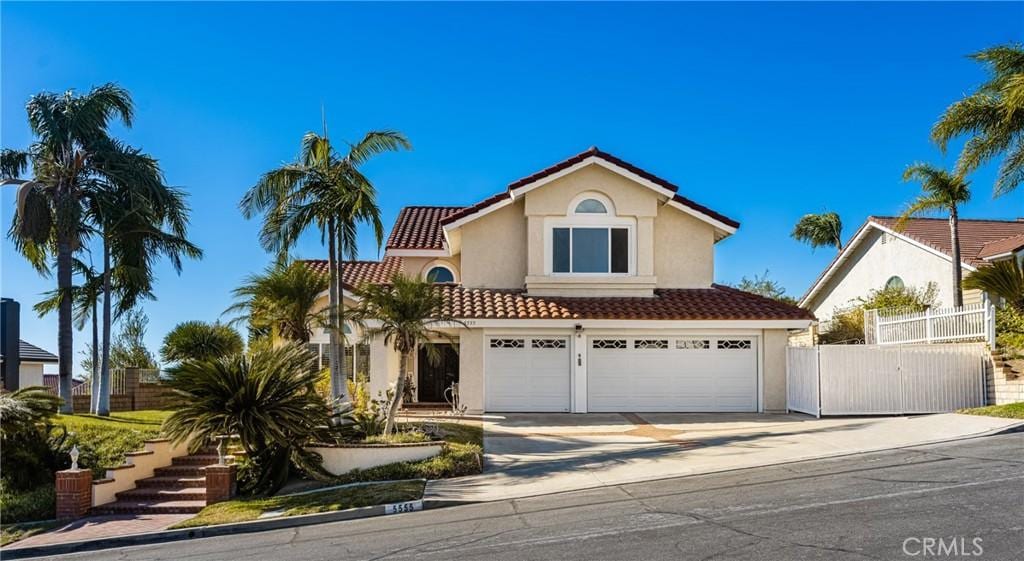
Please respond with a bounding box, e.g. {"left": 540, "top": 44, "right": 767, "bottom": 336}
{"left": 0, "top": 483, "right": 55, "bottom": 524}
{"left": 996, "top": 305, "right": 1024, "bottom": 352}
{"left": 68, "top": 425, "right": 159, "bottom": 478}
{"left": 332, "top": 441, "right": 483, "bottom": 484}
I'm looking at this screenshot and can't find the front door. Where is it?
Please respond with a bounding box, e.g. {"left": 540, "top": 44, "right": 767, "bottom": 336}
{"left": 417, "top": 343, "right": 459, "bottom": 403}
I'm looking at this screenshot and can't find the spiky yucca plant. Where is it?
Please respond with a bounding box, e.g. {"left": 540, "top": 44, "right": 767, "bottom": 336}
{"left": 963, "top": 259, "right": 1024, "bottom": 311}
{"left": 162, "top": 344, "right": 336, "bottom": 494}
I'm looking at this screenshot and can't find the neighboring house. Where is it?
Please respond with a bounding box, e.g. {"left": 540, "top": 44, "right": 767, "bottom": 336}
{"left": 42, "top": 374, "right": 85, "bottom": 395}
{"left": 800, "top": 216, "right": 1024, "bottom": 321}
{"left": 306, "top": 147, "right": 813, "bottom": 414}
{"left": 0, "top": 340, "right": 59, "bottom": 389}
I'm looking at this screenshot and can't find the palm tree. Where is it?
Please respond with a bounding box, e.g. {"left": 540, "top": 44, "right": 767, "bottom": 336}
{"left": 347, "top": 274, "right": 465, "bottom": 436}
{"left": 963, "top": 259, "right": 1024, "bottom": 311}
{"left": 2, "top": 84, "right": 138, "bottom": 412}
{"left": 226, "top": 260, "right": 328, "bottom": 344}
{"left": 34, "top": 258, "right": 104, "bottom": 412}
{"left": 90, "top": 179, "right": 201, "bottom": 415}
{"left": 792, "top": 212, "right": 843, "bottom": 253}
{"left": 160, "top": 321, "right": 244, "bottom": 364}
{"left": 240, "top": 126, "right": 409, "bottom": 406}
{"left": 932, "top": 44, "right": 1024, "bottom": 196}
{"left": 162, "top": 344, "right": 335, "bottom": 495}
{"left": 898, "top": 163, "right": 972, "bottom": 307}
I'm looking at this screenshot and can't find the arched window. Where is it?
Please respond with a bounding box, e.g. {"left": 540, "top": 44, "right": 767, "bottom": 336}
{"left": 574, "top": 198, "right": 608, "bottom": 214}
{"left": 885, "top": 276, "right": 904, "bottom": 290}
{"left": 426, "top": 266, "right": 455, "bottom": 283}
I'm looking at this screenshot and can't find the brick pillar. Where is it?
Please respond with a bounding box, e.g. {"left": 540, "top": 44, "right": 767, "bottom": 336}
{"left": 56, "top": 469, "right": 92, "bottom": 521}
{"left": 124, "top": 368, "right": 141, "bottom": 411}
{"left": 205, "top": 464, "right": 237, "bottom": 505}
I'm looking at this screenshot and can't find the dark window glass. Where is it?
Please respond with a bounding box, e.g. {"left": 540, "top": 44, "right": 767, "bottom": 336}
{"left": 553, "top": 228, "right": 570, "bottom": 273}
{"left": 572, "top": 228, "right": 609, "bottom": 272}
{"left": 611, "top": 228, "right": 628, "bottom": 273}
{"left": 426, "top": 266, "right": 455, "bottom": 283}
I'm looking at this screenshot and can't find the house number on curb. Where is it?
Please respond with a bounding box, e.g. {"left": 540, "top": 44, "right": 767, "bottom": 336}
{"left": 385, "top": 500, "right": 423, "bottom": 514}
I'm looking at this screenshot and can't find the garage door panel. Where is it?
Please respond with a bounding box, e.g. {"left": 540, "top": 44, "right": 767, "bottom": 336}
{"left": 485, "top": 337, "right": 570, "bottom": 412}
{"left": 588, "top": 336, "right": 757, "bottom": 412}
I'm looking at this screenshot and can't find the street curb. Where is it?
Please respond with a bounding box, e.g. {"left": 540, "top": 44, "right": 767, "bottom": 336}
{"left": 2, "top": 501, "right": 411, "bottom": 560}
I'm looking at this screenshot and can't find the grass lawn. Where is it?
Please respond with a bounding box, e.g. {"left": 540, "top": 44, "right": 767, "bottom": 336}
{"left": 170, "top": 480, "right": 425, "bottom": 529}
{"left": 0, "top": 521, "right": 61, "bottom": 546}
{"left": 958, "top": 402, "right": 1024, "bottom": 419}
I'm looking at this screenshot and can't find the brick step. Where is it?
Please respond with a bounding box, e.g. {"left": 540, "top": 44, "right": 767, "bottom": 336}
{"left": 116, "top": 487, "right": 207, "bottom": 502}
{"left": 92, "top": 499, "right": 206, "bottom": 515}
{"left": 154, "top": 465, "right": 207, "bottom": 477}
{"left": 136, "top": 475, "right": 207, "bottom": 488}
{"left": 172, "top": 455, "right": 220, "bottom": 466}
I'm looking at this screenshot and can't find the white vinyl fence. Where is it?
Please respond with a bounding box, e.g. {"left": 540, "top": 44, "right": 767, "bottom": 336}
{"left": 787, "top": 343, "right": 987, "bottom": 417}
{"left": 70, "top": 369, "right": 138, "bottom": 396}
{"left": 863, "top": 299, "right": 995, "bottom": 346}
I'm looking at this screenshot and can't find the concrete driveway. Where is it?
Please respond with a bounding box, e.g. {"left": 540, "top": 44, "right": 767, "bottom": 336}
{"left": 425, "top": 412, "right": 1021, "bottom": 503}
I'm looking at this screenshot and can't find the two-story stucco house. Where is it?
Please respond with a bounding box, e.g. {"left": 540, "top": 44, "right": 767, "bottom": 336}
{"left": 800, "top": 216, "right": 1024, "bottom": 321}
{"left": 304, "top": 148, "right": 814, "bottom": 414}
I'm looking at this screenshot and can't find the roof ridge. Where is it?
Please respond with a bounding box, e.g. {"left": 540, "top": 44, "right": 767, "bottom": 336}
{"left": 398, "top": 205, "right": 467, "bottom": 210}
{"left": 870, "top": 215, "right": 1023, "bottom": 224}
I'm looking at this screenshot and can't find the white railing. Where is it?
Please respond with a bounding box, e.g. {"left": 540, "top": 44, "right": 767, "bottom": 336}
{"left": 70, "top": 369, "right": 130, "bottom": 396}
{"left": 787, "top": 343, "right": 987, "bottom": 416}
{"left": 864, "top": 299, "right": 995, "bottom": 347}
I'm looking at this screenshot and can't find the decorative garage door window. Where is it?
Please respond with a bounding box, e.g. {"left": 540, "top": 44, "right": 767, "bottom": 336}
{"left": 634, "top": 339, "right": 669, "bottom": 349}
{"left": 532, "top": 338, "right": 567, "bottom": 349}
{"left": 676, "top": 339, "right": 710, "bottom": 350}
{"left": 490, "top": 339, "right": 525, "bottom": 349}
{"left": 592, "top": 339, "right": 627, "bottom": 349}
{"left": 717, "top": 339, "right": 752, "bottom": 350}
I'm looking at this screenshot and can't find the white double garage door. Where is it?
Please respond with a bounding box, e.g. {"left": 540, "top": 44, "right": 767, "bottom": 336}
{"left": 485, "top": 334, "right": 758, "bottom": 412}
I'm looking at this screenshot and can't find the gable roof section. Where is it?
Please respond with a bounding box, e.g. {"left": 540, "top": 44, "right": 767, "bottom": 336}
{"left": 303, "top": 257, "right": 404, "bottom": 290}
{"left": 440, "top": 147, "right": 739, "bottom": 234}
{"left": 978, "top": 233, "right": 1024, "bottom": 260}
{"left": 799, "top": 216, "right": 1024, "bottom": 308}
{"left": 386, "top": 206, "right": 466, "bottom": 251}
{"left": 20, "top": 340, "right": 58, "bottom": 363}
{"left": 869, "top": 217, "right": 1024, "bottom": 268}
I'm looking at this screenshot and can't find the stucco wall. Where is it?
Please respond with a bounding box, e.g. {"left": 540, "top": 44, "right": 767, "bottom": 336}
{"left": 653, "top": 204, "right": 715, "bottom": 288}
{"left": 762, "top": 329, "right": 788, "bottom": 412}
{"left": 400, "top": 255, "right": 462, "bottom": 283}
{"left": 459, "top": 199, "right": 527, "bottom": 289}
{"left": 809, "top": 229, "right": 968, "bottom": 320}
{"left": 19, "top": 362, "right": 44, "bottom": 388}
{"left": 458, "top": 328, "right": 484, "bottom": 413}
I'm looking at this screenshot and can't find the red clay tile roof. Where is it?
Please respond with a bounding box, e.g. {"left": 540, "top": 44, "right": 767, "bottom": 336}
{"left": 978, "top": 233, "right": 1024, "bottom": 259}
{"left": 870, "top": 217, "right": 1024, "bottom": 267}
{"left": 440, "top": 147, "right": 739, "bottom": 229}
{"left": 302, "top": 257, "right": 404, "bottom": 290}
{"left": 434, "top": 284, "right": 814, "bottom": 321}
{"left": 385, "top": 206, "right": 466, "bottom": 250}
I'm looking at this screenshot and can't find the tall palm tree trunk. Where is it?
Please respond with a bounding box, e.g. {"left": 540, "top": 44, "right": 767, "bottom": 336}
{"left": 384, "top": 351, "right": 408, "bottom": 435}
{"left": 97, "top": 238, "right": 112, "bottom": 416}
{"left": 56, "top": 236, "right": 74, "bottom": 414}
{"left": 335, "top": 223, "right": 349, "bottom": 405}
{"left": 949, "top": 208, "right": 964, "bottom": 308}
{"left": 90, "top": 300, "right": 100, "bottom": 413}
{"left": 326, "top": 218, "right": 343, "bottom": 408}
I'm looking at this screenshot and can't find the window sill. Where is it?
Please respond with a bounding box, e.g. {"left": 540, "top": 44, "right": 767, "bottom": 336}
{"left": 525, "top": 275, "right": 657, "bottom": 298}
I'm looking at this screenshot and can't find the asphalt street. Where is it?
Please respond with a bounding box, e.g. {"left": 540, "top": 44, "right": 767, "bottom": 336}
{"left": 41, "top": 431, "right": 1024, "bottom": 561}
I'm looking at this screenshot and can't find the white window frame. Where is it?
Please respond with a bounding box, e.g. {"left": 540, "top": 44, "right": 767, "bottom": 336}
{"left": 545, "top": 192, "right": 636, "bottom": 276}
{"left": 423, "top": 261, "right": 459, "bottom": 284}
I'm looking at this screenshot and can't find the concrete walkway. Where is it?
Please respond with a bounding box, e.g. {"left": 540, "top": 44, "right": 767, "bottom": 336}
{"left": 425, "top": 412, "right": 1021, "bottom": 503}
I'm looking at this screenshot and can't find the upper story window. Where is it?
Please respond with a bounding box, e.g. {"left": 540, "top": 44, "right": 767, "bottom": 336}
{"left": 426, "top": 265, "right": 456, "bottom": 283}
{"left": 885, "top": 275, "right": 904, "bottom": 290}
{"left": 574, "top": 198, "right": 607, "bottom": 214}
{"left": 548, "top": 192, "right": 633, "bottom": 275}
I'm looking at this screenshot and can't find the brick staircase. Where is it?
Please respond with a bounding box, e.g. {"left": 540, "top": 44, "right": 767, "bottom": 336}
{"left": 986, "top": 350, "right": 1024, "bottom": 405}
{"left": 91, "top": 451, "right": 219, "bottom": 515}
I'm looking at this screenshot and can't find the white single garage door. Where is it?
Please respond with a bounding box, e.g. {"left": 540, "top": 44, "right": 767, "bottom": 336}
{"left": 485, "top": 336, "right": 571, "bottom": 412}
{"left": 588, "top": 336, "right": 757, "bottom": 412}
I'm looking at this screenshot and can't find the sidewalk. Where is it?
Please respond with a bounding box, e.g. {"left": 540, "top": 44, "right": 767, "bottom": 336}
{"left": 425, "top": 412, "right": 1022, "bottom": 503}
{"left": 5, "top": 513, "right": 190, "bottom": 550}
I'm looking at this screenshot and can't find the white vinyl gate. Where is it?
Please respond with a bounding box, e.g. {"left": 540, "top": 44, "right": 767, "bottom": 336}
{"left": 787, "top": 343, "right": 987, "bottom": 416}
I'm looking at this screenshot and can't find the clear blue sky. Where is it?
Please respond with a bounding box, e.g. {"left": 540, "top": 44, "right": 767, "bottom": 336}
{"left": 2, "top": 2, "right": 1022, "bottom": 374}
